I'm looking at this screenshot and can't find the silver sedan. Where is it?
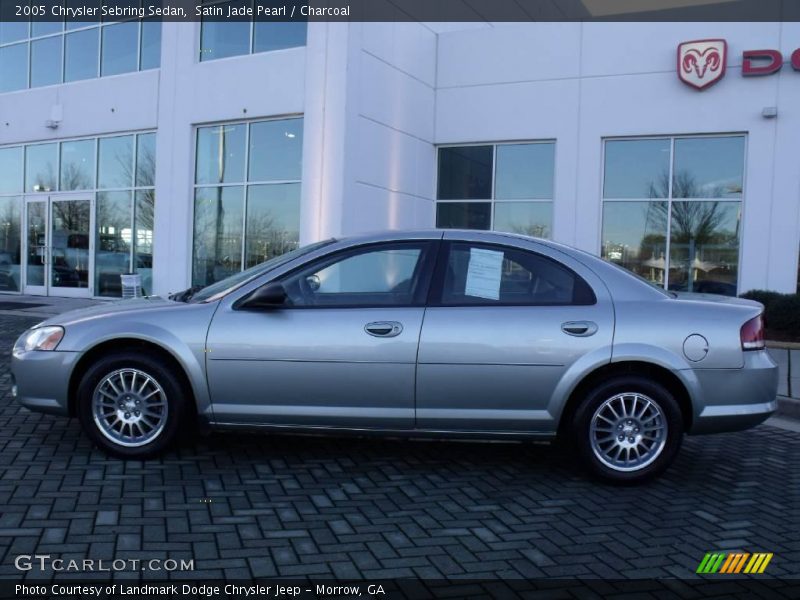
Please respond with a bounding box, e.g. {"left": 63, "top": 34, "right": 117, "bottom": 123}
{"left": 11, "top": 230, "right": 778, "bottom": 482}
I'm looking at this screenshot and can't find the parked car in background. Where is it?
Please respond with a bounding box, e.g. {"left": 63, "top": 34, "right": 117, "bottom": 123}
{"left": 11, "top": 231, "right": 778, "bottom": 483}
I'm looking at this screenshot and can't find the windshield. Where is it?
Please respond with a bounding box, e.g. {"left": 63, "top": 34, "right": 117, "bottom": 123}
{"left": 187, "top": 239, "right": 336, "bottom": 303}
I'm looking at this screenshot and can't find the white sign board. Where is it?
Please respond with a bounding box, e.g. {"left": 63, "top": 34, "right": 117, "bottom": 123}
{"left": 465, "top": 248, "right": 504, "bottom": 300}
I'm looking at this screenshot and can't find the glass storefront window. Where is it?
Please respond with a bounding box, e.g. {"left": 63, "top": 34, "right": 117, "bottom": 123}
{"left": 436, "top": 202, "right": 491, "bottom": 230}
{"left": 0, "top": 196, "right": 21, "bottom": 292}
{"left": 437, "top": 146, "right": 492, "bottom": 200}
{"left": 602, "top": 135, "right": 744, "bottom": 295}
{"left": 192, "top": 186, "right": 245, "bottom": 287}
{"left": 98, "top": 136, "right": 134, "bottom": 189}
{"left": 495, "top": 143, "right": 554, "bottom": 199}
{"left": 0, "top": 147, "right": 23, "bottom": 194}
{"left": 134, "top": 190, "right": 155, "bottom": 295}
{"left": 140, "top": 20, "right": 162, "bottom": 71}
{"left": 65, "top": 28, "right": 100, "bottom": 82}
{"left": 195, "top": 124, "right": 247, "bottom": 185}
{"left": 254, "top": 21, "right": 307, "bottom": 53}
{"left": 136, "top": 132, "right": 157, "bottom": 187}
{"left": 494, "top": 201, "right": 553, "bottom": 238}
{"left": 0, "top": 42, "right": 28, "bottom": 92}
{"left": 437, "top": 142, "right": 555, "bottom": 237}
{"left": 0, "top": 132, "right": 156, "bottom": 297}
{"left": 200, "top": 2, "right": 251, "bottom": 61}
{"left": 601, "top": 201, "right": 668, "bottom": 285}
{"left": 193, "top": 117, "right": 303, "bottom": 285}
{"left": 668, "top": 201, "right": 740, "bottom": 295}
{"left": 60, "top": 139, "right": 96, "bottom": 190}
{"left": 31, "top": 36, "right": 62, "bottom": 88}
{"left": 603, "top": 139, "right": 670, "bottom": 198}
{"left": 0, "top": 20, "right": 160, "bottom": 94}
{"left": 673, "top": 137, "right": 744, "bottom": 198}
{"left": 25, "top": 144, "right": 58, "bottom": 193}
{"left": 199, "top": 1, "right": 307, "bottom": 61}
{"left": 248, "top": 119, "right": 303, "bottom": 182}
{"left": 101, "top": 21, "right": 139, "bottom": 77}
{"left": 245, "top": 183, "right": 300, "bottom": 268}
{"left": 95, "top": 191, "right": 132, "bottom": 296}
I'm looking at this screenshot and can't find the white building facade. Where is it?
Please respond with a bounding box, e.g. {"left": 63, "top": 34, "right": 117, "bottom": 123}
{"left": 0, "top": 20, "right": 799, "bottom": 298}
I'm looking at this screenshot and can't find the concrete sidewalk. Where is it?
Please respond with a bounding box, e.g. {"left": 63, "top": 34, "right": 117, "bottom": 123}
{"left": 0, "top": 294, "right": 106, "bottom": 319}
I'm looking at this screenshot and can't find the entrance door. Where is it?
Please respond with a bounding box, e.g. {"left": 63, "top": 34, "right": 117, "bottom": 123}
{"left": 24, "top": 196, "right": 93, "bottom": 297}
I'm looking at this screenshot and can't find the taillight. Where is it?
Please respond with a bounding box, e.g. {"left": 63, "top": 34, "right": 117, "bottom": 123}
{"left": 741, "top": 314, "right": 765, "bottom": 351}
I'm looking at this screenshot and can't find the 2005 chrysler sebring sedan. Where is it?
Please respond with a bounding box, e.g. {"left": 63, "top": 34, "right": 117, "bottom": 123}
{"left": 12, "top": 231, "right": 778, "bottom": 482}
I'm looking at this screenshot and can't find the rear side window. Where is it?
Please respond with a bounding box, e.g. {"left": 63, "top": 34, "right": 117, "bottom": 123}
{"left": 437, "top": 242, "right": 595, "bottom": 306}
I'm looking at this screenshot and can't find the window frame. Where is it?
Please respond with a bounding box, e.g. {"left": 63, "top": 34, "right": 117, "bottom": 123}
{"left": 237, "top": 240, "right": 440, "bottom": 310}
{"left": 0, "top": 16, "right": 159, "bottom": 93}
{"left": 198, "top": 0, "right": 308, "bottom": 63}
{"left": 435, "top": 140, "right": 556, "bottom": 236}
{"left": 600, "top": 133, "right": 747, "bottom": 295}
{"left": 191, "top": 115, "right": 304, "bottom": 287}
{"left": 428, "top": 240, "right": 596, "bottom": 308}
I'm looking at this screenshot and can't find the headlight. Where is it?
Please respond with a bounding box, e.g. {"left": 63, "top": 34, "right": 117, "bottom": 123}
{"left": 14, "top": 326, "right": 65, "bottom": 353}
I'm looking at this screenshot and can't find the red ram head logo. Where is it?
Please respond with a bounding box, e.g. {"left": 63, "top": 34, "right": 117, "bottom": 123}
{"left": 678, "top": 39, "right": 727, "bottom": 90}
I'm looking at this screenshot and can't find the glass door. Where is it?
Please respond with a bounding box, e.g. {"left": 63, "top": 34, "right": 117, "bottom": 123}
{"left": 24, "top": 195, "right": 94, "bottom": 297}
{"left": 24, "top": 199, "right": 48, "bottom": 296}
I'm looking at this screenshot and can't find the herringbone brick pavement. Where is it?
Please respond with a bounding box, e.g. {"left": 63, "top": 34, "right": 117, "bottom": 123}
{"left": 0, "top": 315, "right": 798, "bottom": 582}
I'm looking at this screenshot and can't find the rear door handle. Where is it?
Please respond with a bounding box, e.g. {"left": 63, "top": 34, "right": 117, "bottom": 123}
{"left": 561, "top": 321, "right": 598, "bottom": 337}
{"left": 365, "top": 321, "right": 403, "bottom": 337}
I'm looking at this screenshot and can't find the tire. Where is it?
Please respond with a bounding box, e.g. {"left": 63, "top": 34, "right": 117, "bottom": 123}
{"left": 571, "top": 376, "right": 684, "bottom": 484}
{"left": 76, "top": 352, "right": 188, "bottom": 459}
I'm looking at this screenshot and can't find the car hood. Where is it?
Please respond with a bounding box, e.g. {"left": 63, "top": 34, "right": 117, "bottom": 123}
{"left": 672, "top": 292, "right": 763, "bottom": 309}
{"left": 37, "top": 296, "right": 187, "bottom": 328}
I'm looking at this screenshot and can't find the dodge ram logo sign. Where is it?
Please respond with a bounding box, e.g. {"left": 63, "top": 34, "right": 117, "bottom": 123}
{"left": 678, "top": 39, "right": 727, "bottom": 90}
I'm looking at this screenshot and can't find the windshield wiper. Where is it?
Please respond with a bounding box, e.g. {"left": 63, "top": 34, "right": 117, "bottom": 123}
{"left": 169, "top": 285, "right": 203, "bottom": 303}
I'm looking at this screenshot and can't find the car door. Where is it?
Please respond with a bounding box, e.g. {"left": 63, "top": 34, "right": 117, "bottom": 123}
{"left": 205, "top": 239, "right": 439, "bottom": 429}
{"left": 416, "top": 235, "right": 614, "bottom": 433}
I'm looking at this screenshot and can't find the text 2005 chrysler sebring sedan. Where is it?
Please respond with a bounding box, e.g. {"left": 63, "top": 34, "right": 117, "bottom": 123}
{"left": 12, "top": 231, "right": 778, "bottom": 482}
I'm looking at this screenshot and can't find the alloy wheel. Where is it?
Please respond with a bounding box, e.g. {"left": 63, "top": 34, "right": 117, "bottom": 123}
{"left": 92, "top": 368, "right": 168, "bottom": 448}
{"left": 589, "top": 392, "right": 668, "bottom": 472}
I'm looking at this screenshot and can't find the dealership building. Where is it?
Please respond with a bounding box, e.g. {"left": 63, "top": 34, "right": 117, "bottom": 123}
{"left": 0, "top": 18, "right": 799, "bottom": 298}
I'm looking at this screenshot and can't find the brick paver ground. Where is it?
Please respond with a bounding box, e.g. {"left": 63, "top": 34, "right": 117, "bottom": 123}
{"left": 0, "top": 314, "right": 798, "bottom": 582}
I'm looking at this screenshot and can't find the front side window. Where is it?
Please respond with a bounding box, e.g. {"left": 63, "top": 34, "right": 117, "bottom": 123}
{"left": 436, "top": 142, "right": 555, "bottom": 238}
{"left": 192, "top": 117, "right": 303, "bottom": 287}
{"left": 0, "top": 18, "right": 160, "bottom": 93}
{"left": 281, "top": 243, "right": 433, "bottom": 307}
{"left": 199, "top": 2, "right": 307, "bottom": 62}
{"left": 602, "top": 135, "right": 744, "bottom": 296}
{"left": 438, "top": 243, "right": 594, "bottom": 306}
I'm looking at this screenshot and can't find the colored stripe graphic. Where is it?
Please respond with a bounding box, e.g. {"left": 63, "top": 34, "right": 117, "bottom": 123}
{"left": 743, "top": 553, "right": 773, "bottom": 574}
{"left": 699, "top": 552, "right": 773, "bottom": 574}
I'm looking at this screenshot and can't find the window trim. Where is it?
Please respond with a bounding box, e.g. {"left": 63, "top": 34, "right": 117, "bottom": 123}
{"left": 235, "top": 240, "right": 441, "bottom": 310}
{"left": 428, "top": 240, "right": 596, "bottom": 308}
{"left": 599, "top": 133, "right": 747, "bottom": 296}
{"left": 435, "top": 140, "right": 556, "bottom": 235}
{"left": 0, "top": 17, "right": 159, "bottom": 94}
{"left": 190, "top": 115, "right": 304, "bottom": 288}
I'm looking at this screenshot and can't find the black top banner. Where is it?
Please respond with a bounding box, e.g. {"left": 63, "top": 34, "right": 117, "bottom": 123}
{"left": 1, "top": 0, "right": 800, "bottom": 23}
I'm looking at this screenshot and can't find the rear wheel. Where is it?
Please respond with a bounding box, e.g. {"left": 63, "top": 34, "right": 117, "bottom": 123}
{"left": 77, "top": 352, "right": 187, "bottom": 459}
{"left": 571, "top": 376, "right": 683, "bottom": 483}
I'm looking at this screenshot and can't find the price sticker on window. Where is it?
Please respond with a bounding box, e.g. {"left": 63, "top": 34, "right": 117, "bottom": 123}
{"left": 465, "top": 248, "right": 504, "bottom": 300}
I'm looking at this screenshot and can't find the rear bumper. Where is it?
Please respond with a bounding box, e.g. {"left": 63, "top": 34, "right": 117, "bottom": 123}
{"left": 11, "top": 350, "right": 79, "bottom": 416}
{"left": 690, "top": 350, "right": 778, "bottom": 434}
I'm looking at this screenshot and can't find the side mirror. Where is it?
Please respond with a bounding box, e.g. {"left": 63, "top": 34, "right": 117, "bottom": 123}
{"left": 240, "top": 283, "right": 287, "bottom": 309}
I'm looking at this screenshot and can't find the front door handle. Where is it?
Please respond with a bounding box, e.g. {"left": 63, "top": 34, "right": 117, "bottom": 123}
{"left": 365, "top": 321, "right": 403, "bottom": 337}
{"left": 561, "top": 321, "right": 598, "bottom": 337}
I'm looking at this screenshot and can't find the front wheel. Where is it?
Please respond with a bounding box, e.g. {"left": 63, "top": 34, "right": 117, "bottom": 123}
{"left": 571, "top": 376, "right": 684, "bottom": 483}
{"left": 77, "top": 352, "right": 187, "bottom": 459}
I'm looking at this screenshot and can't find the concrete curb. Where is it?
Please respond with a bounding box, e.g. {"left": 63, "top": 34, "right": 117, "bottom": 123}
{"left": 777, "top": 395, "right": 800, "bottom": 420}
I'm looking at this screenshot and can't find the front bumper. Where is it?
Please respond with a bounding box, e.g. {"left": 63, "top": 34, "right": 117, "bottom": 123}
{"left": 690, "top": 350, "right": 778, "bottom": 434}
{"left": 11, "top": 350, "right": 80, "bottom": 416}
